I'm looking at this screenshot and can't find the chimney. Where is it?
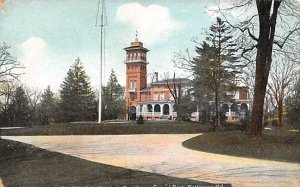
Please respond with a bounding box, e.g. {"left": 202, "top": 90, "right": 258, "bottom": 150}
{"left": 155, "top": 72, "right": 158, "bottom": 82}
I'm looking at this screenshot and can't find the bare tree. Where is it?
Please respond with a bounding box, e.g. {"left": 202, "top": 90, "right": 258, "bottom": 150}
{"left": 0, "top": 81, "right": 18, "bottom": 125}
{"left": 0, "top": 43, "right": 23, "bottom": 82}
{"left": 25, "top": 87, "right": 42, "bottom": 125}
{"left": 166, "top": 73, "right": 182, "bottom": 121}
{"left": 216, "top": 0, "right": 300, "bottom": 136}
{"left": 267, "top": 59, "right": 298, "bottom": 128}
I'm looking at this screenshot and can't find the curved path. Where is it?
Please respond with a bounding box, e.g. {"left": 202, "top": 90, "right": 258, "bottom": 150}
{"left": 3, "top": 134, "right": 300, "bottom": 187}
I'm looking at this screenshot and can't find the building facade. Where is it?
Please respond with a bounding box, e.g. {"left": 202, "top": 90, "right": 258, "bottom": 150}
{"left": 124, "top": 38, "right": 191, "bottom": 121}
{"left": 124, "top": 38, "right": 250, "bottom": 123}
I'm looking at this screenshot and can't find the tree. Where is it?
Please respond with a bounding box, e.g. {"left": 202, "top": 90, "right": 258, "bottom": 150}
{"left": 7, "top": 86, "right": 30, "bottom": 126}
{"left": 267, "top": 59, "right": 298, "bottom": 128}
{"left": 102, "top": 69, "right": 125, "bottom": 120}
{"left": 0, "top": 81, "right": 17, "bottom": 126}
{"left": 60, "top": 58, "right": 97, "bottom": 122}
{"left": 0, "top": 43, "right": 23, "bottom": 82}
{"left": 285, "top": 76, "right": 300, "bottom": 129}
{"left": 25, "top": 87, "right": 41, "bottom": 125}
{"left": 37, "top": 86, "right": 56, "bottom": 125}
{"left": 192, "top": 17, "right": 240, "bottom": 128}
{"left": 218, "top": 0, "right": 300, "bottom": 136}
{"left": 166, "top": 73, "right": 183, "bottom": 121}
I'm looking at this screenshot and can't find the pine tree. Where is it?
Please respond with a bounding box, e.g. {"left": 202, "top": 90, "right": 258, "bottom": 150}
{"left": 60, "top": 58, "right": 97, "bottom": 122}
{"left": 7, "top": 86, "right": 30, "bottom": 126}
{"left": 37, "top": 86, "right": 55, "bottom": 125}
{"left": 102, "top": 69, "right": 125, "bottom": 120}
{"left": 192, "top": 17, "right": 240, "bottom": 128}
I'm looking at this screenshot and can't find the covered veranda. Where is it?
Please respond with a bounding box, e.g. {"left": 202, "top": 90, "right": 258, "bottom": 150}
{"left": 136, "top": 101, "right": 177, "bottom": 121}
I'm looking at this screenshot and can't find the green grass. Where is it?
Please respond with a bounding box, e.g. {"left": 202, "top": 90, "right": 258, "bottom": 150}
{"left": 1, "top": 122, "right": 210, "bottom": 136}
{"left": 182, "top": 130, "right": 300, "bottom": 163}
{"left": 0, "top": 139, "right": 212, "bottom": 186}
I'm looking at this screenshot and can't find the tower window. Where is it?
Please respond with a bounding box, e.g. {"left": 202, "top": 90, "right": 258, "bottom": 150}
{"left": 130, "top": 81, "right": 136, "bottom": 91}
{"left": 131, "top": 54, "right": 134, "bottom": 60}
{"left": 136, "top": 53, "right": 138, "bottom": 60}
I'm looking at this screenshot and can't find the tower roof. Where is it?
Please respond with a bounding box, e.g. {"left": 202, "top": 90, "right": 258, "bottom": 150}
{"left": 124, "top": 32, "right": 149, "bottom": 52}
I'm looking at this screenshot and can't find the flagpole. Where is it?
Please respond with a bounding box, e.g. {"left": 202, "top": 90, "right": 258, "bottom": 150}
{"left": 98, "top": 0, "right": 105, "bottom": 123}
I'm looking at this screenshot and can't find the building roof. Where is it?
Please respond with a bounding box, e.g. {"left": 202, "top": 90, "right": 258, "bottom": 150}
{"left": 151, "top": 78, "right": 192, "bottom": 85}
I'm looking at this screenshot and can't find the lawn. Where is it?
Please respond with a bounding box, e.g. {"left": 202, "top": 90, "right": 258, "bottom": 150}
{"left": 182, "top": 130, "right": 300, "bottom": 163}
{"left": 0, "top": 138, "right": 213, "bottom": 186}
{"left": 0, "top": 121, "right": 210, "bottom": 136}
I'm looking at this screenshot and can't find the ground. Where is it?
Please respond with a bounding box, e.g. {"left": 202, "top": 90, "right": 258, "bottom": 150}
{"left": 183, "top": 130, "right": 300, "bottom": 163}
{"left": 1, "top": 122, "right": 299, "bottom": 186}
{"left": 0, "top": 138, "right": 212, "bottom": 186}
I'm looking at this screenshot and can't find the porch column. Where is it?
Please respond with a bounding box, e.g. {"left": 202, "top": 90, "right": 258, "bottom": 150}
{"left": 160, "top": 104, "right": 164, "bottom": 116}
{"left": 152, "top": 104, "right": 155, "bottom": 116}
{"left": 169, "top": 103, "right": 173, "bottom": 116}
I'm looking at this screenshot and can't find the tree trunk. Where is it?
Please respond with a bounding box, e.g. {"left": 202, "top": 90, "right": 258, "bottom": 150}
{"left": 249, "top": 0, "right": 281, "bottom": 137}
{"left": 250, "top": 52, "right": 269, "bottom": 136}
{"left": 278, "top": 98, "right": 284, "bottom": 128}
{"left": 214, "top": 90, "right": 220, "bottom": 130}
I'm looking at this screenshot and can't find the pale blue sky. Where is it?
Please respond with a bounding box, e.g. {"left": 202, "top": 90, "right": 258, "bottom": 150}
{"left": 0, "top": 0, "right": 249, "bottom": 91}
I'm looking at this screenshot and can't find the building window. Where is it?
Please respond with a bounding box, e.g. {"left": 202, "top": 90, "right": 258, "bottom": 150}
{"left": 154, "top": 104, "right": 161, "bottom": 112}
{"left": 130, "top": 81, "right": 136, "bottom": 91}
{"left": 136, "top": 53, "right": 138, "bottom": 59}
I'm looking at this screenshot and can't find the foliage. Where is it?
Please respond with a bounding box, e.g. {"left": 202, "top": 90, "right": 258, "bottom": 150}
{"left": 285, "top": 76, "right": 300, "bottom": 129}
{"left": 7, "top": 86, "right": 30, "bottom": 126}
{"left": 60, "top": 58, "right": 97, "bottom": 122}
{"left": 0, "top": 81, "right": 17, "bottom": 126}
{"left": 36, "top": 86, "right": 56, "bottom": 125}
{"left": 136, "top": 115, "right": 144, "bottom": 124}
{"left": 101, "top": 69, "right": 125, "bottom": 120}
{"left": 192, "top": 17, "right": 240, "bottom": 127}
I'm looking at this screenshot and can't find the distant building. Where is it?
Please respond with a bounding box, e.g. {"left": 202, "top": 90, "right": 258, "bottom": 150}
{"left": 124, "top": 37, "right": 250, "bottom": 122}
{"left": 124, "top": 37, "right": 191, "bottom": 121}
{"left": 209, "top": 87, "right": 251, "bottom": 123}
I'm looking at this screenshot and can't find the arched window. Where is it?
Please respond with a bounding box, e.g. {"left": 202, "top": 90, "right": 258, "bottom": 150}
{"left": 147, "top": 104, "right": 152, "bottom": 112}
{"left": 163, "top": 104, "right": 169, "bottom": 115}
{"left": 131, "top": 53, "right": 134, "bottom": 60}
{"left": 136, "top": 53, "right": 138, "bottom": 60}
{"left": 240, "top": 103, "right": 248, "bottom": 112}
{"left": 231, "top": 103, "right": 239, "bottom": 113}
{"left": 154, "top": 104, "right": 161, "bottom": 112}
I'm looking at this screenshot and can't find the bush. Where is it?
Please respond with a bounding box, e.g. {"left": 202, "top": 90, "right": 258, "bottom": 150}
{"left": 136, "top": 115, "right": 144, "bottom": 124}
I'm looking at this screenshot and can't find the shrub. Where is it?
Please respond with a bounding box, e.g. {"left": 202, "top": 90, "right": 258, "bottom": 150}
{"left": 137, "top": 115, "right": 144, "bottom": 124}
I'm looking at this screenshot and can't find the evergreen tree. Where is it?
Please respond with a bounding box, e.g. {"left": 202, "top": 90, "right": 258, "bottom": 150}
{"left": 102, "top": 69, "right": 125, "bottom": 120}
{"left": 192, "top": 17, "right": 240, "bottom": 128}
{"left": 37, "top": 86, "right": 56, "bottom": 125}
{"left": 7, "top": 86, "right": 30, "bottom": 126}
{"left": 60, "top": 58, "right": 97, "bottom": 122}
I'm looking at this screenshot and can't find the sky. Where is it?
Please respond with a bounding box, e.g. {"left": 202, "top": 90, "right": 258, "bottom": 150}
{"left": 0, "top": 0, "right": 298, "bottom": 92}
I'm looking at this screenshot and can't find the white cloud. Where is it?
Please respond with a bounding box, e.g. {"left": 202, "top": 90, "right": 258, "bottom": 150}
{"left": 18, "top": 37, "right": 63, "bottom": 91}
{"left": 116, "top": 3, "right": 180, "bottom": 45}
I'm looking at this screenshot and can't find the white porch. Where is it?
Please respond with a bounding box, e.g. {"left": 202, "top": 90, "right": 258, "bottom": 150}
{"left": 136, "top": 101, "right": 177, "bottom": 120}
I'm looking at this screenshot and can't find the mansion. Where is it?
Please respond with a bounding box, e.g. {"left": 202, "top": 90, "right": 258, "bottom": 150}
{"left": 124, "top": 38, "right": 250, "bottom": 122}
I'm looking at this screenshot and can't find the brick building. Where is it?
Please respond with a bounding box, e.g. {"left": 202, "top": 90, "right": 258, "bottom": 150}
{"left": 124, "top": 37, "right": 192, "bottom": 121}
{"left": 124, "top": 37, "right": 250, "bottom": 122}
